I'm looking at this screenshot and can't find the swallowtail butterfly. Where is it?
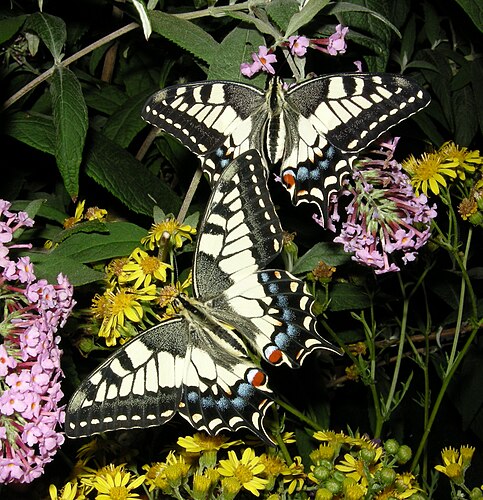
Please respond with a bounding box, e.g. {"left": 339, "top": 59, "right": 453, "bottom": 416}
{"left": 66, "top": 150, "right": 338, "bottom": 443}
{"left": 141, "top": 73, "right": 430, "bottom": 220}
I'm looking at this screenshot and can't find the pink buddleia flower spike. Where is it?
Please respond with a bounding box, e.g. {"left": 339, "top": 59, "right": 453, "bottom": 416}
{"left": 0, "top": 199, "right": 75, "bottom": 484}
{"left": 321, "top": 139, "right": 437, "bottom": 274}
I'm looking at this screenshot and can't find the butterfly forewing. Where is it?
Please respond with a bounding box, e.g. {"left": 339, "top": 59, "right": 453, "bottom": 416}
{"left": 287, "top": 73, "right": 430, "bottom": 153}
{"left": 193, "top": 150, "right": 283, "bottom": 300}
{"left": 142, "top": 81, "right": 265, "bottom": 161}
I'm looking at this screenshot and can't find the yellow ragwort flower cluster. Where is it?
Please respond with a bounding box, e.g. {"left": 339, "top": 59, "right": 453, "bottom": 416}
{"left": 87, "top": 216, "right": 196, "bottom": 347}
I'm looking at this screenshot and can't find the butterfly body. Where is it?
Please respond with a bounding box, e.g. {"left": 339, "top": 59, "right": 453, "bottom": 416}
{"left": 142, "top": 73, "right": 430, "bottom": 219}
{"left": 66, "top": 151, "right": 338, "bottom": 442}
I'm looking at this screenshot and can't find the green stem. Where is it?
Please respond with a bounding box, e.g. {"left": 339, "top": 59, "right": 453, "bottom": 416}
{"left": 410, "top": 227, "right": 478, "bottom": 471}
{"left": 383, "top": 278, "right": 409, "bottom": 417}
{"left": 275, "top": 397, "right": 325, "bottom": 433}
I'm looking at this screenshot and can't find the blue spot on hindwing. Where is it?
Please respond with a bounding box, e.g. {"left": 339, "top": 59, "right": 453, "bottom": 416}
{"left": 276, "top": 295, "right": 289, "bottom": 307}
{"left": 296, "top": 166, "right": 309, "bottom": 181}
{"left": 268, "top": 283, "right": 278, "bottom": 294}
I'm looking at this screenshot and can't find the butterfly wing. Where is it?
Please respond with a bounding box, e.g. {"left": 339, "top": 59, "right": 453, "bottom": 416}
{"left": 193, "top": 150, "right": 283, "bottom": 300}
{"left": 65, "top": 318, "right": 188, "bottom": 438}
{"left": 280, "top": 73, "right": 430, "bottom": 216}
{"left": 65, "top": 316, "right": 274, "bottom": 441}
{"left": 209, "top": 269, "right": 339, "bottom": 369}
{"left": 142, "top": 81, "right": 266, "bottom": 182}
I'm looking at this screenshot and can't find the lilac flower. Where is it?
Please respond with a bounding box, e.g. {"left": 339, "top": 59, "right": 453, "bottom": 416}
{"left": 327, "top": 24, "right": 349, "bottom": 55}
{"left": 311, "top": 24, "right": 349, "bottom": 56}
{"left": 317, "top": 139, "right": 437, "bottom": 274}
{"left": 0, "top": 200, "right": 75, "bottom": 484}
{"left": 240, "top": 45, "right": 277, "bottom": 77}
{"left": 288, "top": 35, "right": 309, "bottom": 56}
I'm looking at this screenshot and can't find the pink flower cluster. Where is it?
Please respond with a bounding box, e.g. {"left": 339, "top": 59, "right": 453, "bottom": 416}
{"left": 317, "top": 139, "right": 437, "bottom": 274}
{"left": 240, "top": 25, "right": 349, "bottom": 78}
{"left": 0, "top": 200, "right": 75, "bottom": 483}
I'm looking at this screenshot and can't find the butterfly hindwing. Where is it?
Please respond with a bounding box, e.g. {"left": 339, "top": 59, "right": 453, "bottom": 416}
{"left": 208, "top": 269, "right": 338, "bottom": 369}
{"left": 66, "top": 315, "right": 274, "bottom": 441}
{"left": 194, "top": 150, "right": 283, "bottom": 300}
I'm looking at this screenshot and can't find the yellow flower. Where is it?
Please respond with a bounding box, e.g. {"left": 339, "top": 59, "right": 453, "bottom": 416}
{"left": 313, "top": 430, "right": 348, "bottom": 445}
{"left": 439, "top": 141, "right": 482, "bottom": 179}
{"left": 142, "top": 462, "right": 169, "bottom": 491}
{"left": 163, "top": 452, "right": 190, "bottom": 488}
{"left": 434, "top": 447, "right": 464, "bottom": 484}
{"left": 142, "top": 217, "right": 196, "bottom": 251}
{"left": 178, "top": 432, "right": 242, "bottom": 453}
{"left": 458, "top": 196, "right": 478, "bottom": 220}
{"left": 120, "top": 247, "right": 171, "bottom": 288}
{"left": 218, "top": 448, "right": 268, "bottom": 497}
{"left": 280, "top": 456, "right": 306, "bottom": 495}
{"left": 93, "top": 467, "right": 145, "bottom": 500}
{"left": 106, "top": 258, "right": 130, "bottom": 286}
{"left": 158, "top": 274, "right": 193, "bottom": 317}
{"left": 63, "top": 200, "right": 86, "bottom": 229}
{"left": 459, "top": 445, "right": 475, "bottom": 466}
{"left": 49, "top": 481, "right": 79, "bottom": 500}
{"left": 259, "top": 453, "right": 286, "bottom": 478}
{"left": 402, "top": 151, "right": 457, "bottom": 195}
{"left": 85, "top": 206, "right": 107, "bottom": 221}
{"left": 310, "top": 443, "right": 336, "bottom": 463}
{"left": 335, "top": 450, "right": 383, "bottom": 486}
{"left": 344, "top": 480, "right": 366, "bottom": 500}
{"left": 92, "top": 286, "right": 157, "bottom": 346}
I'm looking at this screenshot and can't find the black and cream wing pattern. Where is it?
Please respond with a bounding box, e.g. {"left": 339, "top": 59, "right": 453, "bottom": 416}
{"left": 141, "top": 73, "right": 430, "bottom": 219}
{"left": 65, "top": 150, "right": 338, "bottom": 443}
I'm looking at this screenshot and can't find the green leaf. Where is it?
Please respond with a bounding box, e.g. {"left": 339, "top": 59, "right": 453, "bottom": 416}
{"left": 0, "top": 15, "right": 27, "bottom": 45}
{"left": 286, "top": 0, "right": 331, "bottom": 37}
{"left": 328, "top": 283, "right": 371, "bottom": 311}
{"left": 25, "top": 12, "right": 66, "bottom": 62}
{"left": 102, "top": 92, "right": 148, "bottom": 148}
{"left": 452, "top": 84, "right": 478, "bottom": 147}
{"left": 50, "top": 66, "right": 88, "bottom": 200}
{"left": 84, "top": 131, "right": 181, "bottom": 216}
{"left": 329, "top": 1, "right": 400, "bottom": 36}
{"left": 207, "top": 26, "right": 265, "bottom": 84}
{"left": 133, "top": 0, "right": 152, "bottom": 40}
{"left": 49, "top": 220, "right": 110, "bottom": 246}
{"left": 148, "top": 10, "right": 219, "bottom": 66}
{"left": 453, "top": 0, "right": 483, "bottom": 32}
{"left": 28, "top": 252, "right": 105, "bottom": 287}
{"left": 5, "top": 111, "right": 55, "bottom": 155}
{"left": 266, "top": 0, "right": 300, "bottom": 32}
{"left": 291, "top": 242, "right": 350, "bottom": 275}
{"left": 50, "top": 221, "right": 147, "bottom": 263}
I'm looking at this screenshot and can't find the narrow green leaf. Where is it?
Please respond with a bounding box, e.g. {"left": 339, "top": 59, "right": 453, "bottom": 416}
{"left": 25, "top": 12, "right": 66, "bottom": 62}
{"left": 148, "top": 10, "right": 218, "bottom": 65}
{"left": 84, "top": 131, "right": 181, "bottom": 216}
{"left": 286, "top": 0, "right": 331, "bottom": 37}
{"left": 207, "top": 27, "right": 265, "bottom": 84}
{"left": 0, "top": 15, "right": 27, "bottom": 45}
{"left": 453, "top": 0, "right": 483, "bottom": 32}
{"left": 225, "top": 11, "right": 279, "bottom": 38}
{"left": 50, "top": 221, "right": 147, "bottom": 263}
{"left": 291, "top": 242, "right": 350, "bottom": 275}
{"left": 50, "top": 66, "right": 88, "bottom": 199}
{"left": 133, "top": 0, "right": 152, "bottom": 40}
{"left": 452, "top": 85, "right": 477, "bottom": 146}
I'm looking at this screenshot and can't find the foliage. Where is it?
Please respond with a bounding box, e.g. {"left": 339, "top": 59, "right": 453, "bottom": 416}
{"left": 0, "top": 0, "right": 482, "bottom": 498}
